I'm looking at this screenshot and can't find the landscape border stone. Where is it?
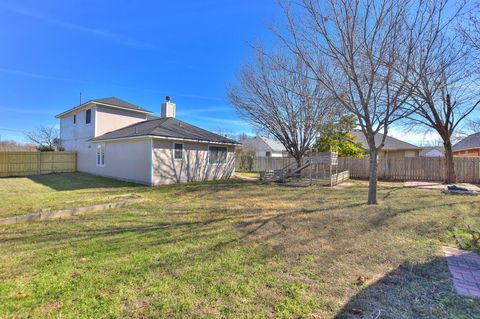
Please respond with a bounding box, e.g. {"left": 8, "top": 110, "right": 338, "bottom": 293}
{"left": 0, "top": 195, "right": 144, "bottom": 225}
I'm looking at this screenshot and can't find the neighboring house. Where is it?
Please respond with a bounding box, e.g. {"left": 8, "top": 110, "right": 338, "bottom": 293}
{"left": 56, "top": 97, "right": 239, "bottom": 185}
{"left": 453, "top": 132, "right": 480, "bottom": 157}
{"left": 349, "top": 130, "right": 420, "bottom": 158}
{"left": 420, "top": 146, "right": 444, "bottom": 157}
{"left": 239, "top": 136, "right": 287, "bottom": 157}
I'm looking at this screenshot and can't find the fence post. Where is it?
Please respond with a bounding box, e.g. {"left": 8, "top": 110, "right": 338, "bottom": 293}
{"left": 36, "top": 152, "right": 41, "bottom": 175}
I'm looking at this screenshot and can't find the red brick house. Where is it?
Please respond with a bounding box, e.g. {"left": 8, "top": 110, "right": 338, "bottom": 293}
{"left": 453, "top": 132, "right": 480, "bottom": 157}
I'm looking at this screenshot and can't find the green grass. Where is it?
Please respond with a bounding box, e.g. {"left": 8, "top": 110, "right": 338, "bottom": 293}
{"left": 1, "top": 174, "right": 480, "bottom": 318}
{"left": 0, "top": 173, "right": 145, "bottom": 218}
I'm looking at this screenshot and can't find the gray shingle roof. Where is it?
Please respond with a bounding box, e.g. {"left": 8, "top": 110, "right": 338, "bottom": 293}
{"left": 349, "top": 130, "right": 419, "bottom": 150}
{"left": 92, "top": 97, "right": 152, "bottom": 113}
{"left": 453, "top": 132, "right": 480, "bottom": 151}
{"left": 240, "top": 136, "right": 286, "bottom": 152}
{"left": 56, "top": 96, "right": 152, "bottom": 118}
{"left": 91, "top": 117, "right": 240, "bottom": 145}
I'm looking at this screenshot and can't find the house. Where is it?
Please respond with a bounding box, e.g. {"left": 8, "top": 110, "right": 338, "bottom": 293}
{"left": 56, "top": 97, "right": 239, "bottom": 185}
{"left": 419, "top": 146, "right": 444, "bottom": 157}
{"left": 349, "top": 130, "right": 420, "bottom": 158}
{"left": 239, "top": 136, "right": 287, "bottom": 157}
{"left": 453, "top": 132, "right": 480, "bottom": 157}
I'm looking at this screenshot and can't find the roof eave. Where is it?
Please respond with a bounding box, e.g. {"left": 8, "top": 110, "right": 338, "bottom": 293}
{"left": 90, "top": 135, "right": 240, "bottom": 146}
{"left": 55, "top": 101, "right": 153, "bottom": 119}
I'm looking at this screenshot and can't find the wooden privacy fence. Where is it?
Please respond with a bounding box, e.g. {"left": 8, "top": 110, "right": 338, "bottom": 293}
{"left": 236, "top": 155, "right": 296, "bottom": 172}
{"left": 338, "top": 156, "right": 480, "bottom": 183}
{"left": 0, "top": 152, "right": 76, "bottom": 177}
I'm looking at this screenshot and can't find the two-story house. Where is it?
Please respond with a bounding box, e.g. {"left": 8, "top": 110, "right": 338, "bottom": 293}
{"left": 56, "top": 97, "right": 239, "bottom": 185}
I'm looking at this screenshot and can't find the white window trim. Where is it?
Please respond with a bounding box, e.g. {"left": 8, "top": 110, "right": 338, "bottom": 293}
{"left": 208, "top": 145, "right": 228, "bottom": 165}
{"left": 96, "top": 143, "right": 105, "bottom": 167}
{"left": 173, "top": 142, "right": 184, "bottom": 160}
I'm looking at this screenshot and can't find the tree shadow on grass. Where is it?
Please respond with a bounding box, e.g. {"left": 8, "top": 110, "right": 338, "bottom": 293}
{"left": 27, "top": 172, "right": 143, "bottom": 191}
{"left": 334, "top": 257, "right": 480, "bottom": 319}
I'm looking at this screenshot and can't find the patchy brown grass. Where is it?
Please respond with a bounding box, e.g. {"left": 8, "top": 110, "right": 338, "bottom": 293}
{"left": 0, "top": 175, "right": 479, "bottom": 318}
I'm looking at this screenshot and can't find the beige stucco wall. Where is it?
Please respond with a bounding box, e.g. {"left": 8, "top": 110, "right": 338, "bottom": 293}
{"left": 90, "top": 139, "right": 152, "bottom": 185}
{"left": 152, "top": 140, "right": 235, "bottom": 185}
{"left": 95, "top": 106, "right": 147, "bottom": 136}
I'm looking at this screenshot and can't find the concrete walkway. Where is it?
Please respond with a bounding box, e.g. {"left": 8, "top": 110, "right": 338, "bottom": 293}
{"left": 443, "top": 247, "right": 480, "bottom": 298}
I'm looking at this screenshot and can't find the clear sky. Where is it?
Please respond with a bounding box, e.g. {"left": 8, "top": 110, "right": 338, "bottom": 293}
{"left": 1, "top": 0, "right": 465, "bottom": 147}
{"left": 0, "top": 0, "right": 280, "bottom": 142}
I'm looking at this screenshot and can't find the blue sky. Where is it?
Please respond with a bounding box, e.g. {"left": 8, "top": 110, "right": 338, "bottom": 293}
{"left": 0, "top": 0, "right": 280, "bottom": 142}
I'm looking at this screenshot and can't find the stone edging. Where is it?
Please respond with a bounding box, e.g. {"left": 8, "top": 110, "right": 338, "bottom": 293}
{"left": 0, "top": 196, "right": 144, "bottom": 225}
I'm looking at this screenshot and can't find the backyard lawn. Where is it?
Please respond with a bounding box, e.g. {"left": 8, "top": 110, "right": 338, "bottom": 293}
{"left": 1, "top": 173, "right": 480, "bottom": 318}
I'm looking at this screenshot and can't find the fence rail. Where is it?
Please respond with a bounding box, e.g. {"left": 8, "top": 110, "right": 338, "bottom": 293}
{"left": 338, "top": 156, "right": 480, "bottom": 183}
{"left": 0, "top": 152, "right": 76, "bottom": 177}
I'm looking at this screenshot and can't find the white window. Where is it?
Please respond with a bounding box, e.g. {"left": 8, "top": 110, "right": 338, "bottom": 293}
{"left": 96, "top": 144, "right": 105, "bottom": 166}
{"left": 208, "top": 146, "right": 227, "bottom": 164}
{"left": 173, "top": 143, "right": 183, "bottom": 160}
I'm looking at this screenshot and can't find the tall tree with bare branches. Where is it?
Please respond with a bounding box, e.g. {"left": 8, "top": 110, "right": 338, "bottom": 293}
{"left": 228, "top": 47, "right": 341, "bottom": 166}
{"left": 275, "top": 0, "right": 421, "bottom": 204}
{"left": 400, "top": 0, "right": 479, "bottom": 183}
{"left": 26, "top": 126, "right": 60, "bottom": 151}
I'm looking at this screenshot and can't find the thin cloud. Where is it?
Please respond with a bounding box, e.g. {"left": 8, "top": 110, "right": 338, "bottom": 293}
{"left": 0, "top": 3, "right": 156, "bottom": 50}
{"left": 176, "top": 106, "right": 233, "bottom": 116}
{"left": 0, "top": 106, "right": 55, "bottom": 116}
{"left": 0, "top": 67, "right": 83, "bottom": 82}
{"left": 188, "top": 115, "right": 249, "bottom": 127}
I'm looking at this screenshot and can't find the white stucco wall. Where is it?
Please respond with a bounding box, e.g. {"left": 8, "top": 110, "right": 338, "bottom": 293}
{"left": 152, "top": 140, "right": 235, "bottom": 185}
{"left": 59, "top": 106, "right": 97, "bottom": 172}
{"left": 60, "top": 105, "right": 151, "bottom": 176}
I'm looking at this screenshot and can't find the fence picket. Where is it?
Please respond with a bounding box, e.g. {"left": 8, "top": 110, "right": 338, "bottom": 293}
{"left": 0, "top": 152, "right": 76, "bottom": 177}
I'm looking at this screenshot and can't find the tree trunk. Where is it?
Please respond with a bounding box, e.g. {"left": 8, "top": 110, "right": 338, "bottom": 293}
{"left": 443, "top": 139, "right": 457, "bottom": 184}
{"left": 294, "top": 155, "right": 303, "bottom": 169}
{"left": 368, "top": 149, "right": 378, "bottom": 205}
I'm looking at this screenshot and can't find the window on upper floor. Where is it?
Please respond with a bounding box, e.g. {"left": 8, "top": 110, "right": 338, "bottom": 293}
{"left": 86, "top": 109, "right": 91, "bottom": 124}
{"left": 73, "top": 114, "right": 76, "bottom": 124}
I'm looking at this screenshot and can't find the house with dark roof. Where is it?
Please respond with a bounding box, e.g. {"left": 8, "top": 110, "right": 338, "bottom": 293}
{"left": 239, "top": 136, "right": 287, "bottom": 157}
{"left": 56, "top": 97, "right": 239, "bottom": 185}
{"left": 419, "top": 146, "right": 444, "bottom": 157}
{"left": 349, "top": 130, "right": 420, "bottom": 158}
{"left": 453, "top": 132, "right": 480, "bottom": 157}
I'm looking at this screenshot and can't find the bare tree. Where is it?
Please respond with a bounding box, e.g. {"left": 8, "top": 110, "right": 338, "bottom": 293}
{"left": 461, "top": 1, "right": 480, "bottom": 51}
{"left": 25, "top": 126, "right": 60, "bottom": 151}
{"left": 276, "top": 0, "right": 421, "bottom": 204}
{"left": 401, "top": 0, "right": 479, "bottom": 183}
{"left": 228, "top": 47, "right": 340, "bottom": 166}
{"left": 468, "top": 119, "right": 480, "bottom": 133}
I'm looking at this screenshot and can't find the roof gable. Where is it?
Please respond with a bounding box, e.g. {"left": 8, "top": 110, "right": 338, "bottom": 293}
{"left": 349, "top": 130, "right": 419, "bottom": 150}
{"left": 56, "top": 97, "right": 152, "bottom": 118}
{"left": 240, "top": 136, "right": 286, "bottom": 152}
{"left": 259, "top": 136, "right": 286, "bottom": 152}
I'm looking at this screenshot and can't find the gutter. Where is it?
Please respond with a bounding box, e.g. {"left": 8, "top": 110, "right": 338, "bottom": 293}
{"left": 89, "top": 135, "right": 240, "bottom": 146}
